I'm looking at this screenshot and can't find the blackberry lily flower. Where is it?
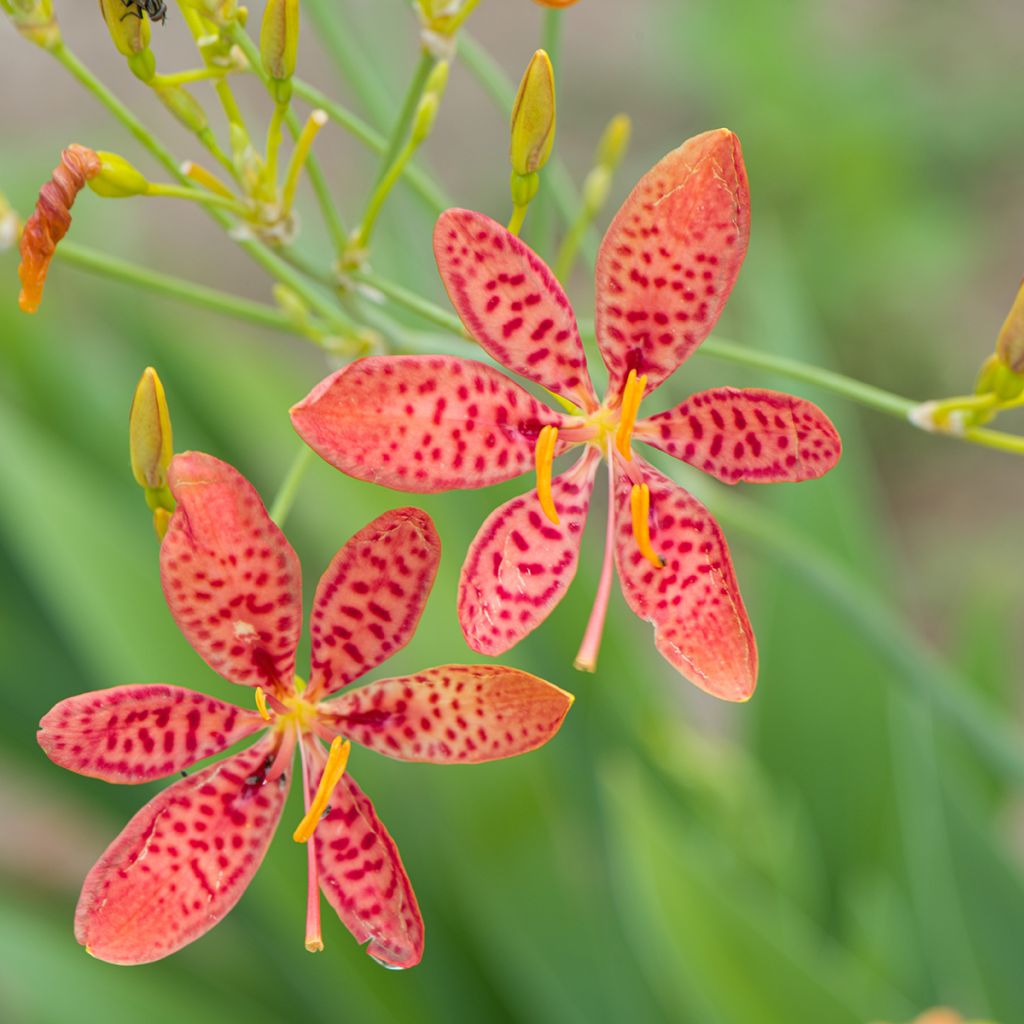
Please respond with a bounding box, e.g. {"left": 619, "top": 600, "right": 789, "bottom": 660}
{"left": 291, "top": 130, "right": 842, "bottom": 701}
{"left": 37, "top": 453, "right": 573, "bottom": 966}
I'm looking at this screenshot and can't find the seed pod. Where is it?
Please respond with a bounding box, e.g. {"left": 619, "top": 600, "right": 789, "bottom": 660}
{"left": 88, "top": 152, "right": 151, "bottom": 198}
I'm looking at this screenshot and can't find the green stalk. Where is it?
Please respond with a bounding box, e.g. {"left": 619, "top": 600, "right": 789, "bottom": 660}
{"left": 269, "top": 444, "right": 315, "bottom": 526}
{"left": 55, "top": 241, "right": 304, "bottom": 334}
{"left": 373, "top": 50, "right": 436, "bottom": 185}
{"left": 291, "top": 77, "right": 450, "bottom": 212}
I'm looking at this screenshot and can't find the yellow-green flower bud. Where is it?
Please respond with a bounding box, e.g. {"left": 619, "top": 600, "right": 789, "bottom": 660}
{"left": 260, "top": 0, "right": 299, "bottom": 84}
{"left": 510, "top": 49, "right": 556, "bottom": 177}
{"left": 995, "top": 277, "right": 1024, "bottom": 374}
{"left": 87, "top": 152, "right": 151, "bottom": 198}
{"left": 97, "top": 0, "right": 150, "bottom": 58}
{"left": 596, "top": 113, "right": 631, "bottom": 172}
{"left": 411, "top": 60, "right": 449, "bottom": 144}
{"left": 129, "top": 367, "right": 174, "bottom": 492}
{"left": 3, "top": 0, "right": 60, "bottom": 49}
{"left": 152, "top": 81, "right": 209, "bottom": 135}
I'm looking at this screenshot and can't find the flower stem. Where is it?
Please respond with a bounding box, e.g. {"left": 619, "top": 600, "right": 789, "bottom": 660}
{"left": 269, "top": 444, "right": 315, "bottom": 527}
{"left": 354, "top": 269, "right": 468, "bottom": 336}
{"left": 373, "top": 50, "right": 436, "bottom": 186}
{"left": 154, "top": 67, "right": 230, "bottom": 86}
{"left": 55, "top": 241, "right": 304, "bottom": 333}
{"left": 145, "top": 182, "right": 249, "bottom": 215}
{"left": 290, "top": 77, "right": 450, "bottom": 212}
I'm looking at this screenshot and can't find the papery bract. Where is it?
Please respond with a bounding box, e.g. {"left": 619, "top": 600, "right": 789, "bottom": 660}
{"left": 291, "top": 130, "right": 842, "bottom": 701}
{"left": 39, "top": 452, "right": 574, "bottom": 966}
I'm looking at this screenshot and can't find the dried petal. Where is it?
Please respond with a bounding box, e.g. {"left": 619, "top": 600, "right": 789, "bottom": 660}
{"left": 161, "top": 452, "right": 303, "bottom": 692}
{"left": 291, "top": 355, "right": 564, "bottom": 492}
{"left": 18, "top": 144, "right": 101, "bottom": 313}
{"left": 434, "top": 209, "right": 598, "bottom": 410}
{"left": 595, "top": 130, "right": 750, "bottom": 397}
{"left": 38, "top": 685, "right": 262, "bottom": 783}
{"left": 322, "top": 664, "right": 574, "bottom": 763}
{"left": 75, "top": 738, "right": 289, "bottom": 965}
{"left": 307, "top": 508, "right": 440, "bottom": 698}
{"left": 458, "top": 449, "right": 599, "bottom": 655}
{"left": 614, "top": 460, "right": 756, "bottom": 700}
{"left": 314, "top": 773, "right": 423, "bottom": 969}
{"left": 636, "top": 387, "right": 841, "bottom": 484}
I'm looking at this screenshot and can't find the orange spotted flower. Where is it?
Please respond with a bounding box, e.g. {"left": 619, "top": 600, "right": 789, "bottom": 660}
{"left": 38, "top": 452, "right": 573, "bottom": 966}
{"left": 291, "top": 131, "right": 842, "bottom": 702}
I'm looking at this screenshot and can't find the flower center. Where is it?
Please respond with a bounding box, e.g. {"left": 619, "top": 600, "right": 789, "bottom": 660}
{"left": 255, "top": 678, "right": 320, "bottom": 733}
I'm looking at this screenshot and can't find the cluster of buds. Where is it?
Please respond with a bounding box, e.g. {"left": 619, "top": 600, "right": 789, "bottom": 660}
{"left": 0, "top": 0, "right": 60, "bottom": 51}
{"left": 129, "top": 367, "right": 176, "bottom": 539}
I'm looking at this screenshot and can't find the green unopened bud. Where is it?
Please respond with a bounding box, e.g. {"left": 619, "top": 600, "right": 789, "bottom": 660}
{"left": 3, "top": 0, "right": 60, "bottom": 49}
{"left": 411, "top": 60, "right": 449, "bottom": 143}
{"left": 98, "top": 0, "right": 150, "bottom": 58}
{"left": 152, "top": 81, "right": 209, "bottom": 135}
{"left": 179, "top": 0, "right": 239, "bottom": 27}
{"left": 260, "top": 0, "right": 299, "bottom": 84}
{"left": 995, "top": 277, "right": 1024, "bottom": 374}
{"left": 129, "top": 367, "right": 174, "bottom": 493}
{"left": 88, "top": 152, "right": 151, "bottom": 198}
{"left": 596, "top": 113, "right": 631, "bottom": 172}
{"left": 510, "top": 49, "right": 556, "bottom": 177}
{"left": 582, "top": 165, "right": 611, "bottom": 214}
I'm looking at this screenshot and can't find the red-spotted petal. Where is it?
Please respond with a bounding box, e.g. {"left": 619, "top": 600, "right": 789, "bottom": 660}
{"left": 307, "top": 508, "right": 440, "bottom": 699}
{"left": 434, "top": 209, "right": 598, "bottom": 411}
{"left": 291, "top": 356, "right": 565, "bottom": 493}
{"left": 595, "top": 130, "right": 750, "bottom": 398}
{"left": 38, "top": 685, "right": 263, "bottom": 783}
{"left": 75, "top": 737, "right": 289, "bottom": 965}
{"left": 458, "top": 449, "right": 599, "bottom": 655}
{"left": 636, "top": 387, "right": 842, "bottom": 484}
{"left": 320, "top": 664, "right": 574, "bottom": 763}
{"left": 614, "top": 461, "right": 756, "bottom": 701}
{"left": 313, "top": 772, "right": 423, "bottom": 969}
{"left": 161, "top": 453, "right": 303, "bottom": 692}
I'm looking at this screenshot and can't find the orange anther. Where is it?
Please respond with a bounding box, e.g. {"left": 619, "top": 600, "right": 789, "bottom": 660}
{"left": 614, "top": 369, "right": 647, "bottom": 460}
{"left": 534, "top": 424, "right": 561, "bottom": 525}
{"left": 293, "top": 737, "right": 351, "bottom": 844}
{"left": 630, "top": 483, "right": 663, "bottom": 569}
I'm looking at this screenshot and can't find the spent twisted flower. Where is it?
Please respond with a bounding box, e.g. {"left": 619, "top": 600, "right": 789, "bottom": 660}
{"left": 38, "top": 452, "right": 573, "bottom": 966}
{"left": 291, "top": 130, "right": 842, "bottom": 701}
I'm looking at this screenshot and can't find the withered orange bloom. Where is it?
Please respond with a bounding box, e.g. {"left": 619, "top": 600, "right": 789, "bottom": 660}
{"left": 18, "top": 144, "right": 101, "bottom": 314}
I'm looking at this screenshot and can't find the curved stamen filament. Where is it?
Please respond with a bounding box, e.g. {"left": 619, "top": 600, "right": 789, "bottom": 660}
{"left": 630, "top": 483, "right": 664, "bottom": 569}
{"left": 293, "top": 736, "right": 351, "bottom": 844}
{"left": 255, "top": 687, "right": 272, "bottom": 722}
{"left": 615, "top": 369, "right": 647, "bottom": 461}
{"left": 534, "top": 424, "right": 561, "bottom": 525}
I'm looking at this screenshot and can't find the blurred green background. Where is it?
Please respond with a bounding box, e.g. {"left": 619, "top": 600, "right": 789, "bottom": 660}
{"left": 1, "top": 2, "right": 1022, "bottom": 1022}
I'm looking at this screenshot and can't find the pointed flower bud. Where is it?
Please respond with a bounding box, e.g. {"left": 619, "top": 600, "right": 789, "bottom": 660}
{"left": 87, "top": 152, "right": 151, "bottom": 198}
{"left": 995, "top": 276, "right": 1024, "bottom": 374}
{"left": 152, "top": 82, "right": 210, "bottom": 135}
{"left": 260, "top": 0, "right": 299, "bottom": 86}
{"left": 2, "top": 0, "right": 60, "bottom": 50}
{"left": 411, "top": 60, "right": 449, "bottom": 144}
{"left": 129, "top": 367, "right": 174, "bottom": 493}
{"left": 97, "top": 0, "right": 150, "bottom": 57}
{"left": 18, "top": 144, "right": 101, "bottom": 314}
{"left": 510, "top": 50, "right": 556, "bottom": 177}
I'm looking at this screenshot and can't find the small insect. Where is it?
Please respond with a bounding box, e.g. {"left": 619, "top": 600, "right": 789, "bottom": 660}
{"left": 119, "top": 0, "right": 168, "bottom": 26}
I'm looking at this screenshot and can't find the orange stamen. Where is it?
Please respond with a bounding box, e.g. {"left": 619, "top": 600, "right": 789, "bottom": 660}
{"left": 630, "top": 483, "right": 663, "bottom": 569}
{"left": 255, "top": 687, "right": 272, "bottom": 722}
{"left": 534, "top": 424, "right": 560, "bottom": 525}
{"left": 614, "top": 369, "right": 647, "bottom": 460}
{"left": 293, "top": 737, "right": 351, "bottom": 843}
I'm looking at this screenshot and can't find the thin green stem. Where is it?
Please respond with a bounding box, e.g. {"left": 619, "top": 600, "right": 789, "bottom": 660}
{"left": 374, "top": 50, "right": 436, "bottom": 185}
{"left": 264, "top": 101, "right": 288, "bottom": 191}
{"left": 507, "top": 203, "right": 528, "bottom": 237}
{"left": 55, "top": 241, "right": 308, "bottom": 334}
{"left": 145, "top": 182, "right": 248, "bottom": 214}
{"left": 354, "top": 269, "right": 468, "bottom": 336}
{"left": 155, "top": 67, "right": 229, "bottom": 86}
{"left": 269, "top": 445, "right": 315, "bottom": 526}
{"left": 291, "top": 78, "right": 450, "bottom": 212}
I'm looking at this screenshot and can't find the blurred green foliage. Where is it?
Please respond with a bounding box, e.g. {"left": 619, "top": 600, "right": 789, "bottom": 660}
{"left": 1, "top": 2, "right": 1022, "bottom": 1023}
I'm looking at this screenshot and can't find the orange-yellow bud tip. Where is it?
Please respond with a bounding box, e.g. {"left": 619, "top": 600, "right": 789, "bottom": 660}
{"left": 293, "top": 737, "right": 351, "bottom": 843}
{"left": 534, "top": 424, "right": 561, "bottom": 525}
{"left": 630, "top": 483, "right": 663, "bottom": 570}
